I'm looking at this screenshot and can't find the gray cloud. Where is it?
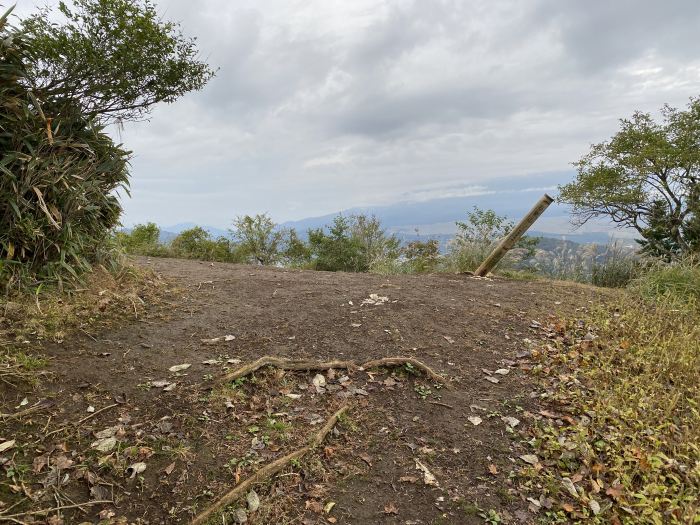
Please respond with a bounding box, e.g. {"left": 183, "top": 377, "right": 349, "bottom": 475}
{"left": 13, "top": 0, "right": 700, "bottom": 228}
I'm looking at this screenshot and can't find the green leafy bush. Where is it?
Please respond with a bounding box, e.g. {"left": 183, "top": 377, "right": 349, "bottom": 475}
{"left": 116, "top": 223, "right": 168, "bottom": 257}
{"left": 171, "top": 227, "right": 237, "bottom": 262}
{"left": 1, "top": 1, "right": 213, "bottom": 292}
{"left": 1, "top": 9, "right": 128, "bottom": 291}
{"left": 308, "top": 215, "right": 400, "bottom": 272}
{"left": 403, "top": 239, "right": 440, "bottom": 273}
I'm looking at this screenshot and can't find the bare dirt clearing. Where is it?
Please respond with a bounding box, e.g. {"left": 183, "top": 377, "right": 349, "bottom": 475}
{"left": 1, "top": 257, "right": 604, "bottom": 524}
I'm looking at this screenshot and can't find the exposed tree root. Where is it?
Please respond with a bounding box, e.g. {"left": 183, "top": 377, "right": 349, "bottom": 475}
{"left": 220, "top": 355, "right": 450, "bottom": 387}
{"left": 190, "top": 404, "right": 349, "bottom": 525}
{"left": 220, "top": 356, "right": 358, "bottom": 382}
{"left": 361, "top": 356, "right": 449, "bottom": 386}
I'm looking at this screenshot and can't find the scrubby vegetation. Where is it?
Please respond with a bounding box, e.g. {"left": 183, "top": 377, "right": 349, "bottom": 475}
{"left": 519, "top": 263, "right": 700, "bottom": 524}
{"left": 118, "top": 208, "right": 646, "bottom": 290}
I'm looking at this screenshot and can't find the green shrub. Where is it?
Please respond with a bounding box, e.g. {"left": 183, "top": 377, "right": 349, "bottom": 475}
{"left": 403, "top": 239, "right": 440, "bottom": 273}
{"left": 231, "top": 214, "right": 285, "bottom": 265}
{"left": 171, "top": 227, "right": 236, "bottom": 262}
{"left": 0, "top": 10, "right": 128, "bottom": 291}
{"left": 282, "top": 229, "right": 312, "bottom": 268}
{"left": 1, "top": 1, "right": 212, "bottom": 292}
{"left": 309, "top": 216, "right": 365, "bottom": 272}
{"left": 308, "top": 215, "right": 400, "bottom": 272}
{"left": 117, "top": 223, "right": 169, "bottom": 257}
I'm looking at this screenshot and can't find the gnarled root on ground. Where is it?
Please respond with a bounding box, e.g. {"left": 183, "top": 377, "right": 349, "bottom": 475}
{"left": 219, "top": 355, "right": 450, "bottom": 387}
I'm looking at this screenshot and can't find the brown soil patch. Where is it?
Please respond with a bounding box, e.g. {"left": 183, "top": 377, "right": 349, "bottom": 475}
{"left": 0, "top": 257, "right": 606, "bottom": 524}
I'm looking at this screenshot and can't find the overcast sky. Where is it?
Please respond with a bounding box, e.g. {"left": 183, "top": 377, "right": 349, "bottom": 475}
{"left": 14, "top": 0, "right": 700, "bottom": 228}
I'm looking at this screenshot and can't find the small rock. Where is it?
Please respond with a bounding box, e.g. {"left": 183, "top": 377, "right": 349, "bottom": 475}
{"left": 168, "top": 364, "right": 191, "bottom": 373}
{"left": 501, "top": 416, "right": 520, "bottom": 427}
{"left": 91, "top": 437, "right": 117, "bottom": 452}
{"left": 232, "top": 508, "right": 247, "bottom": 523}
{"left": 467, "top": 416, "right": 482, "bottom": 426}
{"left": 312, "top": 374, "right": 326, "bottom": 388}
{"left": 246, "top": 490, "right": 260, "bottom": 512}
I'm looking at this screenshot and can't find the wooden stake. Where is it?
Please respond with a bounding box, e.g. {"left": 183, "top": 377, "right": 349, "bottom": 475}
{"left": 475, "top": 194, "right": 554, "bottom": 277}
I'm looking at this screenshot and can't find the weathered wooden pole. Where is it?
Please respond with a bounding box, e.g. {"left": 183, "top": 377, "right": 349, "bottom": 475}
{"left": 474, "top": 193, "right": 554, "bottom": 277}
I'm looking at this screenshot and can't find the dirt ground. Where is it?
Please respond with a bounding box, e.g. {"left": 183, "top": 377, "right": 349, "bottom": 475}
{"left": 1, "top": 257, "right": 604, "bottom": 524}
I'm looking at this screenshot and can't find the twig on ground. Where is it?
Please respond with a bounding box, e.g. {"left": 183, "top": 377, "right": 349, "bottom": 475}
{"left": 75, "top": 403, "right": 118, "bottom": 425}
{"left": 0, "top": 400, "right": 54, "bottom": 420}
{"left": 428, "top": 401, "right": 454, "bottom": 409}
{"left": 190, "top": 404, "right": 349, "bottom": 525}
{"left": 220, "top": 356, "right": 451, "bottom": 387}
{"left": 44, "top": 403, "right": 119, "bottom": 439}
{"left": 0, "top": 500, "right": 112, "bottom": 521}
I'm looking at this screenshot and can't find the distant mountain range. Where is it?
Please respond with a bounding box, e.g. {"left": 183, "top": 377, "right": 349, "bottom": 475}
{"left": 149, "top": 173, "right": 636, "bottom": 248}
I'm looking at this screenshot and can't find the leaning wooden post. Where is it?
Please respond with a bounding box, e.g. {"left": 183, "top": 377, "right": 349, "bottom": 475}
{"left": 474, "top": 193, "right": 554, "bottom": 277}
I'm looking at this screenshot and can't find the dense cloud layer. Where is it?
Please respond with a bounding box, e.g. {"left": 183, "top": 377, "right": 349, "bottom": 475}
{"left": 15, "top": 0, "right": 700, "bottom": 228}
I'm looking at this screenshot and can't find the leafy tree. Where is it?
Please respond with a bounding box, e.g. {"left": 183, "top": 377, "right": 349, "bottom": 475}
{"left": 231, "top": 214, "right": 284, "bottom": 265}
{"left": 350, "top": 215, "right": 401, "bottom": 268}
{"left": 559, "top": 98, "right": 700, "bottom": 259}
{"left": 282, "top": 229, "right": 312, "bottom": 267}
{"left": 21, "top": 0, "right": 215, "bottom": 123}
{"left": 449, "top": 207, "right": 538, "bottom": 272}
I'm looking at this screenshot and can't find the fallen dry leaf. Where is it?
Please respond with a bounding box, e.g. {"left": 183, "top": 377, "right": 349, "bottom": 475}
{"left": 605, "top": 484, "right": 623, "bottom": 500}
{"left": 501, "top": 416, "right": 520, "bottom": 428}
{"left": 561, "top": 477, "right": 579, "bottom": 498}
{"left": 0, "top": 440, "right": 16, "bottom": 453}
{"left": 519, "top": 454, "right": 539, "bottom": 465}
{"left": 384, "top": 502, "right": 399, "bottom": 515}
{"left": 414, "top": 459, "right": 438, "bottom": 486}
